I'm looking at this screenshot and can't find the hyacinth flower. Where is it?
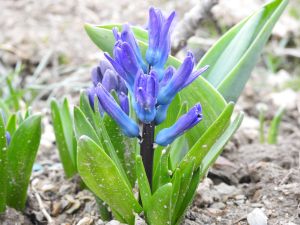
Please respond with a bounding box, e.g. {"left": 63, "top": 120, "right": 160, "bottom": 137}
{"left": 85, "top": 7, "right": 209, "bottom": 188}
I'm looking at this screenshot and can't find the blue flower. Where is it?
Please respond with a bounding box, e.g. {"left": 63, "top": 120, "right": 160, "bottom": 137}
{"left": 157, "top": 52, "right": 208, "bottom": 105}
{"left": 134, "top": 70, "right": 159, "bottom": 123}
{"left": 155, "top": 103, "right": 202, "bottom": 146}
{"left": 87, "top": 8, "right": 208, "bottom": 142}
{"left": 88, "top": 60, "right": 129, "bottom": 115}
{"left": 146, "top": 7, "right": 175, "bottom": 79}
{"left": 95, "top": 84, "right": 139, "bottom": 137}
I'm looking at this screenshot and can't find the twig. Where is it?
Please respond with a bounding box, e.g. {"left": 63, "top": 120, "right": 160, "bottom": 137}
{"left": 32, "top": 185, "right": 54, "bottom": 224}
{"left": 171, "top": 0, "right": 219, "bottom": 55}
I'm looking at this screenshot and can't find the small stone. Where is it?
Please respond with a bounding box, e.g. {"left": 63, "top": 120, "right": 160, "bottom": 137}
{"left": 106, "top": 220, "right": 125, "bottom": 225}
{"left": 247, "top": 208, "right": 268, "bottom": 225}
{"left": 51, "top": 201, "right": 62, "bottom": 216}
{"left": 235, "top": 194, "right": 246, "bottom": 200}
{"left": 76, "top": 217, "right": 93, "bottom": 225}
{"left": 214, "top": 182, "right": 241, "bottom": 201}
{"left": 210, "top": 202, "right": 226, "bottom": 210}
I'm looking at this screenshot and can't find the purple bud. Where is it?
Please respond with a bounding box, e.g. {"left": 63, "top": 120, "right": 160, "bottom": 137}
{"left": 91, "top": 66, "right": 103, "bottom": 86}
{"left": 155, "top": 103, "right": 202, "bottom": 146}
{"left": 160, "top": 66, "right": 174, "bottom": 88}
{"left": 96, "top": 84, "right": 139, "bottom": 137}
{"left": 134, "top": 70, "right": 159, "bottom": 123}
{"left": 146, "top": 7, "right": 175, "bottom": 69}
{"left": 102, "top": 69, "right": 118, "bottom": 92}
{"left": 118, "top": 92, "right": 129, "bottom": 115}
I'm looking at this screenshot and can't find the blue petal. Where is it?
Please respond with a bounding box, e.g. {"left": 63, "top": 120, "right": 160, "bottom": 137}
{"left": 155, "top": 103, "right": 202, "bottom": 146}
{"left": 96, "top": 84, "right": 139, "bottom": 137}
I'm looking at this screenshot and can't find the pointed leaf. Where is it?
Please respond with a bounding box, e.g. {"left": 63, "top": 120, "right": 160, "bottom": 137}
{"left": 197, "top": 0, "right": 288, "bottom": 102}
{"left": 51, "top": 99, "right": 76, "bottom": 178}
{"left": 7, "top": 115, "right": 41, "bottom": 210}
{"left": 77, "top": 136, "right": 142, "bottom": 225}
{"left": 147, "top": 183, "right": 172, "bottom": 225}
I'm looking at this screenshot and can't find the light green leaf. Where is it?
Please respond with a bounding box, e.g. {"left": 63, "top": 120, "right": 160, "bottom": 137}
{"left": 147, "top": 183, "right": 172, "bottom": 225}
{"left": 0, "top": 114, "right": 7, "bottom": 212}
{"left": 7, "top": 115, "right": 41, "bottom": 210}
{"left": 197, "top": 0, "right": 288, "bottom": 102}
{"left": 77, "top": 136, "right": 142, "bottom": 225}
{"left": 179, "top": 103, "right": 234, "bottom": 171}
{"left": 5, "top": 114, "right": 17, "bottom": 135}
{"left": 201, "top": 112, "right": 244, "bottom": 176}
{"left": 51, "top": 99, "right": 77, "bottom": 178}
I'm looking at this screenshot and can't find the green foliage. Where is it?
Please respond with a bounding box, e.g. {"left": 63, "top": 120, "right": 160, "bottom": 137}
{"left": 0, "top": 113, "right": 42, "bottom": 212}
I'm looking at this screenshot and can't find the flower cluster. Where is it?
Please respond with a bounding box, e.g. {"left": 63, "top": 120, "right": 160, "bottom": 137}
{"left": 87, "top": 7, "right": 208, "bottom": 146}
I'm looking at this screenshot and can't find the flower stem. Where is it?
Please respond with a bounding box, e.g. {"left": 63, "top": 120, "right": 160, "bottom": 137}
{"left": 140, "top": 121, "right": 155, "bottom": 189}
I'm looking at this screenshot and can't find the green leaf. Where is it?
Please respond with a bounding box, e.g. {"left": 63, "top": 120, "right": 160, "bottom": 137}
{"left": 197, "top": 0, "right": 288, "bottom": 102}
{"left": 5, "top": 114, "right": 17, "bottom": 135}
{"left": 267, "top": 107, "right": 284, "bottom": 144}
{"left": 77, "top": 136, "right": 142, "bottom": 225}
{"left": 201, "top": 112, "right": 244, "bottom": 176}
{"left": 103, "top": 115, "right": 137, "bottom": 186}
{"left": 0, "top": 114, "right": 7, "bottom": 212}
{"left": 152, "top": 146, "right": 171, "bottom": 192}
{"left": 136, "top": 155, "right": 151, "bottom": 211}
{"left": 172, "top": 159, "right": 195, "bottom": 224}
{"left": 147, "top": 183, "right": 172, "bottom": 225}
{"left": 51, "top": 99, "right": 77, "bottom": 178}
{"left": 174, "top": 169, "right": 201, "bottom": 225}
{"left": 7, "top": 115, "right": 42, "bottom": 210}
{"left": 179, "top": 103, "right": 234, "bottom": 171}
{"left": 74, "top": 106, "right": 101, "bottom": 146}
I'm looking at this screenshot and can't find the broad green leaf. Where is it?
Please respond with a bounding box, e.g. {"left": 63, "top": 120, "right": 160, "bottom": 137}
{"left": 179, "top": 103, "right": 234, "bottom": 171}
{"left": 104, "top": 115, "right": 137, "bottom": 186}
{"left": 84, "top": 24, "right": 227, "bottom": 146}
{"left": 147, "top": 183, "right": 172, "bottom": 225}
{"left": 7, "top": 115, "right": 41, "bottom": 210}
{"left": 136, "top": 155, "right": 151, "bottom": 211}
{"left": 77, "top": 136, "right": 142, "bottom": 225}
{"left": 0, "top": 114, "right": 7, "bottom": 212}
{"left": 51, "top": 99, "right": 76, "bottom": 178}
{"left": 197, "top": 0, "right": 288, "bottom": 102}
{"left": 201, "top": 112, "right": 244, "bottom": 176}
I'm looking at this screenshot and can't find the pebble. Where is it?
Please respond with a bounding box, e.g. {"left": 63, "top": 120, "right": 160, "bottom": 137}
{"left": 76, "top": 217, "right": 93, "bottom": 225}
{"left": 247, "top": 208, "right": 268, "bottom": 225}
{"left": 210, "top": 202, "right": 226, "bottom": 210}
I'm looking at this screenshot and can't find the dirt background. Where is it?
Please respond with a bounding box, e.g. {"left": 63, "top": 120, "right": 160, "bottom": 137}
{"left": 0, "top": 0, "right": 300, "bottom": 224}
